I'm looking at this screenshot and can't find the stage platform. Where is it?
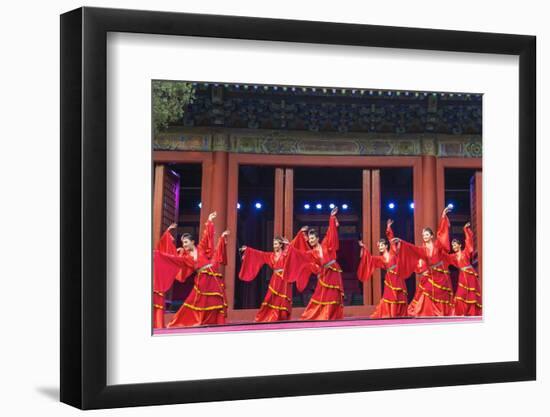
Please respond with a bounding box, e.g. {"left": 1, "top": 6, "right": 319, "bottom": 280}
{"left": 154, "top": 316, "right": 482, "bottom": 335}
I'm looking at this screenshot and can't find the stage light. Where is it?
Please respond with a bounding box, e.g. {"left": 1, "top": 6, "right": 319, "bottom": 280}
{"left": 329, "top": 203, "right": 335, "bottom": 209}
{"left": 409, "top": 202, "right": 415, "bottom": 209}
{"left": 316, "top": 203, "right": 323, "bottom": 210}
{"left": 447, "top": 203, "right": 455, "bottom": 210}
{"left": 304, "top": 203, "right": 311, "bottom": 210}
{"left": 388, "top": 202, "right": 396, "bottom": 210}
{"left": 341, "top": 204, "right": 349, "bottom": 210}
{"left": 255, "top": 202, "right": 262, "bottom": 209}
{"left": 237, "top": 203, "right": 241, "bottom": 209}
{"left": 198, "top": 202, "right": 202, "bottom": 208}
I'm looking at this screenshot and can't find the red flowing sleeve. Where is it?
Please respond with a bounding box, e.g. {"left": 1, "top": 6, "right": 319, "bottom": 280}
{"left": 289, "top": 229, "right": 310, "bottom": 251}
{"left": 322, "top": 214, "right": 339, "bottom": 252}
{"left": 357, "top": 248, "right": 385, "bottom": 282}
{"left": 153, "top": 250, "right": 194, "bottom": 292}
{"left": 197, "top": 220, "right": 214, "bottom": 259}
{"left": 464, "top": 224, "right": 474, "bottom": 258}
{"left": 397, "top": 240, "right": 428, "bottom": 279}
{"left": 283, "top": 245, "right": 315, "bottom": 292}
{"left": 435, "top": 214, "right": 451, "bottom": 252}
{"left": 386, "top": 224, "right": 398, "bottom": 254}
{"left": 156, "top": 229, "right": 177, "bottom": 254}
{"left": 238, "top": 247, "right": 272, "bottom": 282}
{"left": 212, "top": 235, "right": 227, "bottom": 266}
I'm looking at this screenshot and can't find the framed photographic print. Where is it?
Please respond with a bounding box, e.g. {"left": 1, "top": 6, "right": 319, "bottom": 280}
{"left": 60, "top": 6, "right": 536, "bottom": 410}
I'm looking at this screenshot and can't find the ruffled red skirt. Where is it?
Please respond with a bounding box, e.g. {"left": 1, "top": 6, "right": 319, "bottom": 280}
{"left": 301, "top": 268, "right": 344, "bottom": 321}
{"left": 167, "top": 268, "right": 227, "bottom": 327}
{"left": 255, "top": 273, "right": 292, "bottom": 322}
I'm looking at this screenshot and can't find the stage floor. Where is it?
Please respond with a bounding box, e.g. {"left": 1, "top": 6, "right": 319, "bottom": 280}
{"left": 154, "top": 316, "right": 482, "bottom": 335}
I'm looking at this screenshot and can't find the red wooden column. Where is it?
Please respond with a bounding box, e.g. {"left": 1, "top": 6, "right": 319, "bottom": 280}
{"left": 283, "top": 168, "right": 294, "bottom": 240}
{"left": 362, "top": 170, "right": 373, "bottom": 305}
{"left": 421, "top": 155, "right": 438, "bottom": 232}
{"left": 152, "top": 164, "right": 166, "bottom": 248}
{"left": 225, "top": 155, "right": 239, "bottom": 319}
{"left": 210, "top": 151, "right": 229, "bottom": 232}
{"left": 371, "top": 169, "right": 382, "bottom": 304}
{"left": 274, "top": 168, "right": 285, "bottom": 237}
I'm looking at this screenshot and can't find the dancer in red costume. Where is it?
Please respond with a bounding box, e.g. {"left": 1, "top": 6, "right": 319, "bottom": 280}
{"left": 282, "top": 207, "right": 345, "bottom": 320}
{"left": 395, "top": 206, "right": 455, "bottom": 317}
{"left": 238, "top": 234, "right": 303, "bottom": 322}
{"left": 152, "top": 222, "right": 179, "bottom": 329}
{"left": 154, "top": 212, "right": 230, "bottom": 327}
{"left": 443, "top": 222, "right": 482, "bottom": 316}
{"left": 357, "top": 219, "right": 420, "bottom": 318}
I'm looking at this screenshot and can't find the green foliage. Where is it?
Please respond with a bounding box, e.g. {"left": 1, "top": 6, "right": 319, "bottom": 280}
{"left": 152, "top": 81, "right": 195, "bottom": 135}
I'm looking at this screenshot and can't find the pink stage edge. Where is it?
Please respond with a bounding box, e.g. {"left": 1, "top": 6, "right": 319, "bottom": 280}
{"left": 153, "top": 316, "right": 483, "bottom": 335}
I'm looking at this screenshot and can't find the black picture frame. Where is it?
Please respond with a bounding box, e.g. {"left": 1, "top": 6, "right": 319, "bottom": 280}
{"left": 60, "top": 6, "right": 536, "bottom": 410}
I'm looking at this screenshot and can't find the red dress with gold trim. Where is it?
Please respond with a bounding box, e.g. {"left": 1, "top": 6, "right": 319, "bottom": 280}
{"left": 238, "top": 232, "right": 308, "bottom": 322}
{"left": 239, "top": 247, "right": 292, "bottom": 322}
{"left": 357, "top": 225, "right": 419, "bottom": 318}
{"left": 443, "top": 225, "right": 482, "bottom": 316}
{"left": 401, "top": 214, "right": 454, "bottom": 317}
{"left": 283, "top": 215, "right": 344, "bottom": 321}
{"left": 154, "top": 221, "right": 228, "bottom": 327}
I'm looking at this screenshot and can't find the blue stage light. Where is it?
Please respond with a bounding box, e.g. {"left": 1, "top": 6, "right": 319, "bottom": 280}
{"left": 304, "top": 203, "right": 311, "bottom": 210}
{"left": 388, "top": 202, "right": 396, "bottom": 210}
{"left": 316, "top": 203, "right": 323, "bottom": 210}
{"left": 237, "top": 203, "right": 241, "bottom": 209}
{"left": 329, "top": 203, "right": 335, "bottom": 209}
{"left": 409, "top": 202, "right": 415, "bottom": 209}
{"left": 447, "top": 203, "right": 455, "bottom": 210}
{"left": 198, "top": 202, "right": 202, "bottom": 208}
{"left": 255, "top": 202, "right": 262, "bottom": 209}
{"left": 341, "top": 204, "right": 349, "bottom": 210}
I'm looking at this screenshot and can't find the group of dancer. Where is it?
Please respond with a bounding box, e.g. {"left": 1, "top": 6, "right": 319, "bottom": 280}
{"left": 153, "top": 206, "right": 482, "bottom": 328}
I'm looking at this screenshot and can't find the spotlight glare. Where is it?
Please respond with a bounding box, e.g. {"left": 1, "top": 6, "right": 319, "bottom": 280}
{"left": 254, "top": 202, "right": 262, "bottom": 209}
{"left": 198, "top": 202, "right": 202, "bottom": 208}
{"left": 315, "top": 203, "right": 322, "bottom": 210}
{"left": 447, "top": 203, "right": 455, "bottom": 210}
{"left": 409, "top": 202, "right": 415, "bottom": 209}
{"left": 388, "top": 202, "right": 396, "bottom": 210}
{"left": 341, "top": 204, "right": 349, "bottom": 210}
{"left": 304, "top": 203, "right": 311, "bottom": 210}
{"left": 237, "top": 203, "right": 241, "bottom": 209}
{"left": 329, "top": 203, "right": 335, "bottom": 209}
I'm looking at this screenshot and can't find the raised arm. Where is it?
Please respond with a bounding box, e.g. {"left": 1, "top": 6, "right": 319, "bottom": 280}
{"left": 289, "top": 226, "right": 310, "bottom": 251}
{"left": 197, "top": 212, "right": 216, "bottom": 258}
{"left": 436, "top": 208, "right": 451, "bottom": 252}
{"left": 464, "top": 222, "right": 474, "bottom": 258}
{"left": 357, "top": 241, "right": 386, "bottom": 282}
{"left": 322, "top": 208, "right": 340, "bottom": 252}
{"left": 238, "top": 246, "right": 272, "bottom": 282}
{"left": 156, "top": 223, "right": 178, "bottom": 254}
{"left": 212, "top": 230, "right": 229, "bottom": 266}
{"left": 385, "top": 219, "right": 398, "bottom": 254}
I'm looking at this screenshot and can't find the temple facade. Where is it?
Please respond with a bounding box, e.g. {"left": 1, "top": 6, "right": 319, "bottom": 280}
{"left": 153, "top": 83, "right": 482, "bottom": 322}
